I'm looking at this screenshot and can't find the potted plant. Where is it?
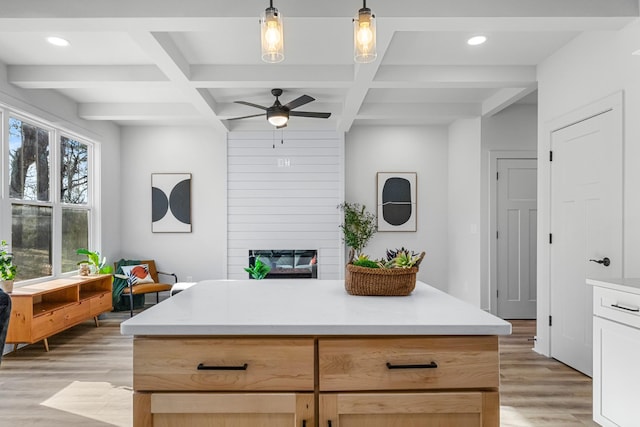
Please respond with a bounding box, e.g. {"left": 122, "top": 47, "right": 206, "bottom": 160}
{"left": 345, "top": 247, "right": 425, "bottom": 296}
{"left": 0, "top": 240, "right": 17, "bottom": 293}
{"left": 337, "top": 202, "right": 377, "bottom": 256}
{"left": 244, "top": 256, "right": 271, "bottom": 280}
{"left": 76, "top": 248, "right": 111, "bottom": 275}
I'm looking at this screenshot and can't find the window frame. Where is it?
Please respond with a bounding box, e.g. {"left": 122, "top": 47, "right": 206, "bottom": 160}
{"left": 1, "top": 108, "right": 100, "bottom": 285}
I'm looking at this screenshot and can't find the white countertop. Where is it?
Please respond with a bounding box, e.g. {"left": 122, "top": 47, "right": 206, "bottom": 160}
{"left": 587, "top": 277, "right": 640, "bottom": 295}
{"left": 120, "top": 280, "right": 512, "bottom": 336}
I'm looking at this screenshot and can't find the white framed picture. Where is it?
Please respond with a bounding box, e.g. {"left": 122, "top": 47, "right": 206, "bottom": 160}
{"left": 377, "top": 172, "right": 417, "bottom": 232}
{"left": 151, "top": 173, "right": 192, "bottom": 233}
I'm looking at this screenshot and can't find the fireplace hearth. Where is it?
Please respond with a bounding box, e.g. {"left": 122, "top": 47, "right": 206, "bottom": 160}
{"left": 249, "top": 249, "right": 318, "bottom": 279}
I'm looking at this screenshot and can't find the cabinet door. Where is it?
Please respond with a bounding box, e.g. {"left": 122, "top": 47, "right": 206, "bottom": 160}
{"left": 593, "top": 316, "right": 640, "bottom": 427}
{"left": 135, "top": 392, "right": 314, "bottom": 427}
{"left": 320, "top": 392, "right": 498, "bottom": 427}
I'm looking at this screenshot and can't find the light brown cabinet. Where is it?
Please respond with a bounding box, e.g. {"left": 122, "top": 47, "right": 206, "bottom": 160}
{"left": 6, "top": 275, "right": 113, "bottom": 351}
{"left": 320, "top": 392, "right": 498, "bottom": 427}
{"left": 133, "top": 335, "right": 500, "bottom": 427}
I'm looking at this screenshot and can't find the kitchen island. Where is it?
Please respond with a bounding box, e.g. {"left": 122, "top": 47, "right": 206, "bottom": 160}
{"left": 122, "top": 279, "right": 511, "bottom": 427}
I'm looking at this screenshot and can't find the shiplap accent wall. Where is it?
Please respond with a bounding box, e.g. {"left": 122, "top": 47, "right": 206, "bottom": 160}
{"left": 227, "top": 131, "right": 344, "bottom": 280}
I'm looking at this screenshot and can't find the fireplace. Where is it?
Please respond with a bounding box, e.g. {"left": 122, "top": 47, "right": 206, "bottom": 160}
{"left": 249, "top": 249, "right": 318, "bottom": 279}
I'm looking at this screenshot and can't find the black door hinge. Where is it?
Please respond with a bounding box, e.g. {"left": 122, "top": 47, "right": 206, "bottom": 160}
{"left": 550, "top": 151, "right": 553, "bottom": 161}
{"left": 496, "top": 172, "right": 499, "bottom": 180}
{"left": 549, "top": 233, "right": 553, "bottom": 244}
{"left": 549, "top": 315, "right": 553, "bottom": 326}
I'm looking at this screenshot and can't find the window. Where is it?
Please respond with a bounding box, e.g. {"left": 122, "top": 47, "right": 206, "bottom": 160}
{"left": 6, "top": 115, "right": 95, "bottom": 282}
{"left": 60, "top": 135, "right": 90, "bottom": 274}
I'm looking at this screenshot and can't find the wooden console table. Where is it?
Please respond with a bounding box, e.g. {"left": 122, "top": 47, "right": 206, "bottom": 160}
{"left": 6, "top": 275, "right": 113, "bottom": 352}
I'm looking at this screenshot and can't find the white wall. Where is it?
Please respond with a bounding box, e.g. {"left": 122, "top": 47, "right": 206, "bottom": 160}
{"left": 345, "top": 125, "right": 449, "bottom": 290}
{"left": 227, "top": 131, "right": 344, "bottom": 280}
{"left": 535, "top": 20, "right": 640, "bottom": 355}
{"left": 119, "top": 126, "right": 227, "bottom": 282}
{"left": 480, "top": 104, "right": 538, "bottom": 310}
{"left": 447, "top": 118, "right": 481, "bottom": 305}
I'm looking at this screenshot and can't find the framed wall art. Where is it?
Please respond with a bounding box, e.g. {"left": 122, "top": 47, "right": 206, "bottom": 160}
{"left": 151, "top": 173, "right": 192, "bottom": 233}
{"left": 377, "top": 172, "right": 417, "bottom": 232}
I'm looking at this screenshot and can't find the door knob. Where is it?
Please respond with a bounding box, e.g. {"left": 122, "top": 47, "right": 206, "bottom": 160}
{"left": 589, "top": 257, "right": 610, "bottom": 267}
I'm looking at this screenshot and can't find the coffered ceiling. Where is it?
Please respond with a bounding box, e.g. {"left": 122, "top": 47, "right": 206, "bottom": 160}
{"left": 0, "top": 0, "right": 636, "bottom": 132}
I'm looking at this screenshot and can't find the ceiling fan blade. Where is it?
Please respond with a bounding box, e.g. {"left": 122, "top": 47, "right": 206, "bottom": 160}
{"left": 227, "top": 113, "right": 266, "bottom": 121}
{"left": 290, "top": 111, "right": 331, "bottom": 119}
{"left": 234, "top": 101, "right": 268, "bottom": 110}
{"left": 284, "top": 95, "right": 315, "bottom": 110}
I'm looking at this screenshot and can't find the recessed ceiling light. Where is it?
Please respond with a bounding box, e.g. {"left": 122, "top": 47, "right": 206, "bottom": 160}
{"left": 467, "top": 35, "right": 487, "bottom": 46}
{"left": 46, "top": 36, "right": 70, "bottom": 47}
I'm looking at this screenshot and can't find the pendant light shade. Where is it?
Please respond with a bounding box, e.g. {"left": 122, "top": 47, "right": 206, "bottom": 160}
{"left": 261, "top": 0, "right": 284, "bottom": 63}
{"left": 354, "top": 0, "right": 377, "bottom": 63}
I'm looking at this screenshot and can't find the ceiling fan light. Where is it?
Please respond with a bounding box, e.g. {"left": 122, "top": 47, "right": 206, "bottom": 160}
{"left": 267, "top": 111, "right": 288, "bottom": 127}
{"left": 261, "top": 2, "right": 284, "bottom": 63}
{"left": 354, "top": 1, "right": 377, "bottom": 63}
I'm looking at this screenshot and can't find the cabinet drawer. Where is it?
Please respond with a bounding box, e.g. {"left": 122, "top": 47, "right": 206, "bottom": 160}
{"left": 319, "top": 336, "right": 499, "bottom": 391}
{"left": 134, "top": 338, "right": 315, "bottom": 391}
{"left": 594, "top": 286, "right": 640, "bottom": 329}
{"left": 64, "top": 300, "right": 91, "bottom": 327}
{"left": 89, "top": 292, "right": 111, "bottom": 316}
{"left": 32, "top": 307, "right": 68, "bottom": 340}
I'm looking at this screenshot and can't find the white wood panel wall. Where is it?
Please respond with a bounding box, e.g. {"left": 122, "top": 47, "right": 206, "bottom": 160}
{"left": 227, "top": 131, "right": 344, "bottom": 280}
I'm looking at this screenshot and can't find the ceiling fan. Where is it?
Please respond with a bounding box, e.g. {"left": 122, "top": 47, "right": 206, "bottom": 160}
{"left": 227, "top": 88, "right": 331, "bottom": 128}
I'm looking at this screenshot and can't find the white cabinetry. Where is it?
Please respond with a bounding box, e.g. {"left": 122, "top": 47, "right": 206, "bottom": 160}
{"left": 591, "top": 280, "right": 640, "bottom": 427}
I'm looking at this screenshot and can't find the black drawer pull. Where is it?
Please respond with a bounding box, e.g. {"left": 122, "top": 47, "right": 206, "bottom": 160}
{"left": 302, "top": 420, "right": 306, "bottom": 427}
{"left": 197, "top": 363, "right": 248, "bottom": 371}
{"left": 386, "top": 361, "right": 438, "bottom": 369}
{"left": 611, "top": 303, "right": 640, "bottom": 313}
{"left": 328, "top": 421, "right": 332, "bottom": 427}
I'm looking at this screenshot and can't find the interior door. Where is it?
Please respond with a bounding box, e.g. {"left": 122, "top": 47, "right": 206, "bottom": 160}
{"left": 497, "top": 158, "right": 537, "bottom": 319}
{"left": 550, "top": 110, "right": 623, "bottom": 376}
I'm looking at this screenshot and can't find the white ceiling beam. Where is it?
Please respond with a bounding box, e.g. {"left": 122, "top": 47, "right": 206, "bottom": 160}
{"left": 482, "top": 84, "right": 538, "bottom": 117}
{"left": 375, "top": 66, "right": 536, "bottom": 87}
{"left": 190, "top": 65, "right": 353, "bottom": 88}
{"left": 338, "top": 25, "right": 395, "bottom": 133}
{"left": 128, "top": 30, "right": 228, "bottom": 132}
{"left": 0, "top": 0, "right": 635, "bottom": 19}
{"left": 7, "top": 65, "right": 168, "bottom": 89}
{"left": 78, "top": 103, "right": 199, "bottom": 120}
{"left": 0, "top": 16, "right": 631, "bottom": 33}
{"left": 357, "top": 103, "right": 481, "bottom": 119}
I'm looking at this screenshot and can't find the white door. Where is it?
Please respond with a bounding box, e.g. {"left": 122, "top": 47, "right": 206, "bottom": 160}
{"left": 550, "top": 110, "right": 623, "bottom": 376}
{"left": 497, "top": 158, "right": 537, "bottom": 319}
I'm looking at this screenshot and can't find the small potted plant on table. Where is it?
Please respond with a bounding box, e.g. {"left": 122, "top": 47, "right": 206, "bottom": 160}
{"left": 0, "top": 240, "right": 17, "bottom": 293}
{"left": 76, "top": 248, "right": 111, "bottom": 275}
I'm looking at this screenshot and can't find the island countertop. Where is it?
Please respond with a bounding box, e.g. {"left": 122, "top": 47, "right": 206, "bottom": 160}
{"left": 120, "top": 279, "right": 512, "bottom": 336}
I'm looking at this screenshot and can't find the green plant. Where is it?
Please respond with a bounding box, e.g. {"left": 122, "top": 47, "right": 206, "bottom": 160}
{"left": 76, "top": 248, "right": 112, "bottom": 274}
{"left": 245, "top": 256, "right": 271, "bottom": 280}
{"left": 0, "top": 240, "right": 17, "bottom": 281}
{"left": 337, "top": 202, "right": 377, "bottom": 256}
{"left": 379, "top": 248, "right": 421, "bottom": 269}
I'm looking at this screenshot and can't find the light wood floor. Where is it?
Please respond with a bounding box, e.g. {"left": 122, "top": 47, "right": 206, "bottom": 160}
{"left": 0, "top": 317, "right": 598, "bottom": 426}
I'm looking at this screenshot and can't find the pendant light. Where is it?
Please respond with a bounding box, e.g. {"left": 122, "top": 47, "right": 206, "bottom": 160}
{"left": 354, "top": 0, "right": 377, "bottom": 63}
{"left": 260, "top": 0, "right": 284, "bottom": 63}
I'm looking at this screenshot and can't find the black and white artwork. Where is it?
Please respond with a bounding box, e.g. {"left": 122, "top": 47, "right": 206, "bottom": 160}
{"left": 377, "top": 172, "right": 417, "bottom": 231}
{"left": 151, "top": 173, "right": 192, "bottom": 233}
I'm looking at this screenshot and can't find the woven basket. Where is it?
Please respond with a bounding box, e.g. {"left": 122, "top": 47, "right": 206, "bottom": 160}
{"left": 345, "top": 251, "right": 425, "bottom": 296}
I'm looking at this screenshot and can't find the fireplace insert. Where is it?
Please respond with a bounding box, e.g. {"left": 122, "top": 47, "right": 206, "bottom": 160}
{"left": 248, "top": 249, "right": 318, "bottom": 279}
